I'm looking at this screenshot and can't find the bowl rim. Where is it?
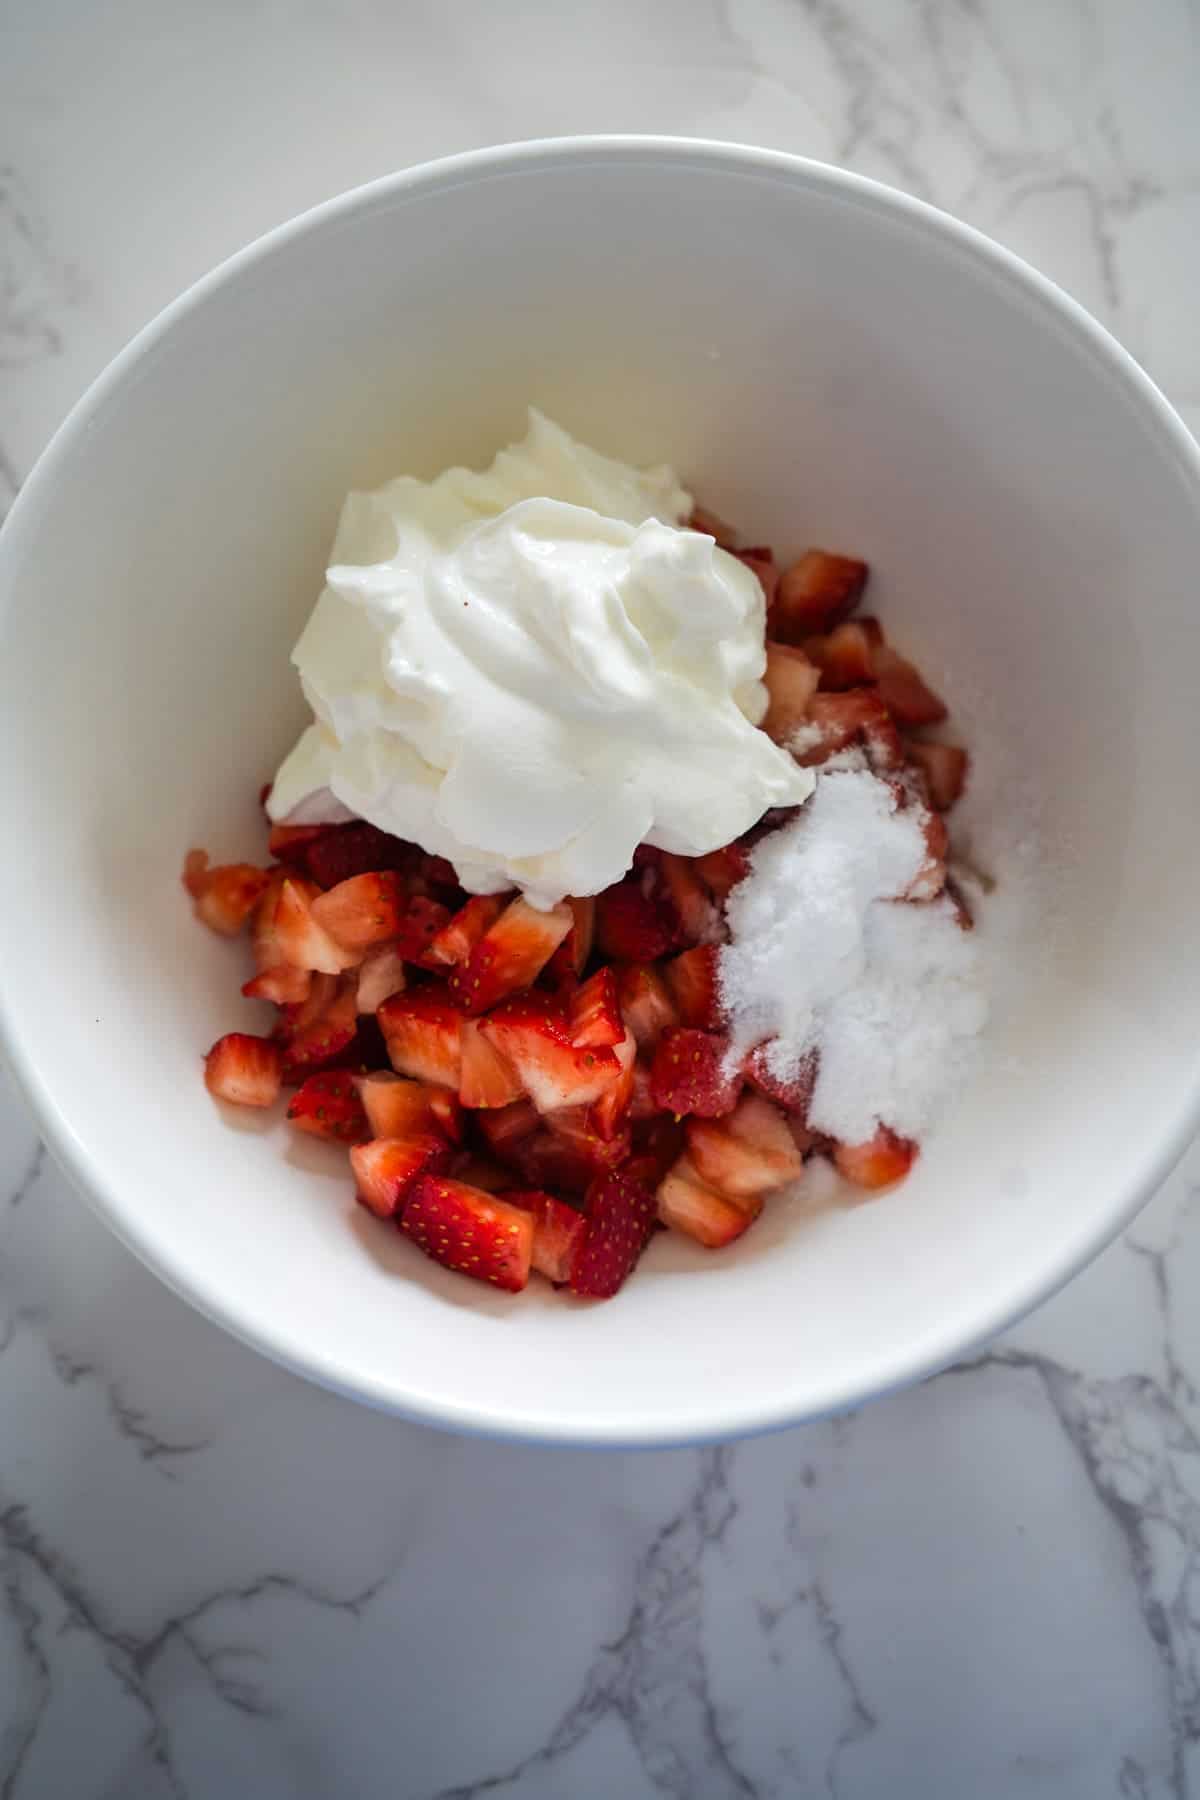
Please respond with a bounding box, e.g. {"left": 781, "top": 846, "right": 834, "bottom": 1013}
{"left": 3, "top": 133, "right": 1200, "bottom": 1447}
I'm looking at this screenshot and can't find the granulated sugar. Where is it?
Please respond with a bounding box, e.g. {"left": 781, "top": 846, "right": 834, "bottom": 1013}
{"left": 719, "top": 765, "right": 988, "bottom": 1143}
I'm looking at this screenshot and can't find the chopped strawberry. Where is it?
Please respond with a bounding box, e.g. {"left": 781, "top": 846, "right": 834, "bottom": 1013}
{"left": 874, "top": 645, "right": 947, "bottom": 728}
{"left": 357, "top": 1071, "right": 462, "bottom": 1143}
{"left": 587, "top": 1030, "right": 637, "bottom": 1140}
{"left": 545, "top": 1105, "right": 631, "bottom": 1171}
{"left": 355, "top": 943, "right": 407, "bottom": 1013}
{"left": 733, "top": 546, "right": 778, "bottom": 609}
{"left": 595, "top": 880, "right": 678, "bottom": 962}
{"left": 546, "top": 895, "right": 596, "bottom": 987}
{"left": 415, "top": 852, "right": 460, "bottom": 894}
{"left": 628, "top": 1060, "right": 660, "bottom": 1124}
{"left": 378, "top": 987, "right": 464, "bottom": 1090}
{"left": 273, "top": 877, "right": 360, "bottom": 974}
{"left": 250, "top": 870, "right": 286, "bottom": 969}
{"left": 762, "top": 643, "right": 821, "bottom": 744}
{"left": 189, "top": 862, "right": 271, "bottom": 936}
{"left": 447, "top": 1153, "right": 515, "bottom": 1194}
{"left": 906, "top": 741, "right": 968, "bottom": 812}
{"left": 304, "top": 821, "right": 415, "bottom": 889}
{"left": 806, "top": 618, "right": 882, "bottom": 691}
{"left": 204, "top": 1032, "right": 282, "bottom": 1108}
{"left": 615, "top": 963, "right": 679, "bottom": 1055}
{"left": 569, "top": 1169, "right": 658, "bottom": 1299}
{"left": 478, "top": 994, "right": 622, "bottom": 1114}
{"left": 242, "top": 963, "right": 313, "bottom": 1006}
{"left": 686, "top": 1093, "right": 804, "bottom": 1198}
{"left": 350, "top": 1133, "right": 452, "bottom": 1219}
{"left": 286, "top": 1070, "right": 368, "bottom": 1143}
{"left": 658, "top": 853, "right": 722, "bottom": 947}
{"left": 505, "top": 1189, "right": 589, "bottom": 1285}
{"left": 656, "top": 1154, "right": 761, "bottom": 1247}
{"left": 310, "top": 871, "right": 406, "bottom": 953}
{"left": 744, "top": 1044, "right": 817, "bottom": 1119}
{"left": 426, "top": 894, "right": 507, "bottom": 966}
{"left": 834, "top": 1126, "right": 917, "bottom": 1189}
{"left": 904, "top": 807, "right": 949, "bottom": 902}
{"left": 774, "top": 550, "right": 868, "bottom": 642}
{"left": 475, "top": 1097, "right": 541, "bottom": 1163}
{"left": 267, "top": 821, "right": 329, "bottom": 868}
{"left": 662, "top": 945, "right": 723, "bottom": 1030}
{"left": 394, "top": 896, "right": 454, "bottom": 967}
{"left": 401, "top": 1176, "right": 534, "bottom": 1292}
{"left": 459, "top": 1017, "right": 526, "bottom": 1109}
{"left": 568, "top": 967, "right": 624, "bottom": 1048}
{"left": 794, "top": 689, "right": 903, "bottom": 771}
{"left": 688, "top": 505, "right": 740, "bottom": 549}
{"left": 182, "top": 848, "right": 210, "bottom": 898}
{"left": 448, "top": 896, "right": 573, "bottom": 1015}
{"left": 627, "top": 1112, "right": 686, "bottom": 1187}
{"left": 649, "top": 1028, "right": 741, "bottom": 1118}
{"left": 693, "top": 843, "right": 751, "bottom": 902}
{"left": 279, "top": 979, "right": 359, "bottom": 1081}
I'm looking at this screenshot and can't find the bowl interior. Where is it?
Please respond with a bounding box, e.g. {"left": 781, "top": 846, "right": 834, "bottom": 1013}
{"left": 2, "top": 142, "right": 1199, "bottom": 1443}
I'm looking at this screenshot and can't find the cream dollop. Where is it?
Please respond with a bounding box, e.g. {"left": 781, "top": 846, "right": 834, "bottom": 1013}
{"left": 269, "top": 411, "right": 814, "bottom": 907}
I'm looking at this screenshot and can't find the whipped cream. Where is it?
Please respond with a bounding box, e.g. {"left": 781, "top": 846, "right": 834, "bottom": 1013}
{"left": 269, "top": 411, "right": 814, "bottom": 907}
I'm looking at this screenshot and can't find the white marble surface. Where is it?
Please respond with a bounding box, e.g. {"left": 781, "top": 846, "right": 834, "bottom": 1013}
{"left": 3, "top": 2, "right": 1200, "bottom": 1794}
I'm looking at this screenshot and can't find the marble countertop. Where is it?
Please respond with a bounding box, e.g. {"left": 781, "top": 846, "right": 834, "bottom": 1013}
{"left": 3, "top": 3, "right": 1200, "bottom": 1794}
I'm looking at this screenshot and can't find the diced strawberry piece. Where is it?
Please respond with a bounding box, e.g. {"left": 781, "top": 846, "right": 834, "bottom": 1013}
{"left": 662, "top": 945, "right": 723, "bottom": 1030}
{"left": 394, "top": 896, "right": 454, "bottom": 967}
{"left": 806, "top": 618, "right": 882, "bottom": 691}
{"left": 203, "top": 1032, "right": 282, "bottom": 1108}
{"left": 688, "top": 505, "right": 740, "bottom": 549}
{"left": 350, "top": 1133, "right": 452, "bottom": 1219}
{"left": 267, "top": 822, "right": 329, "bottom": 868}
{"left": 182, "top": 848, "right": 209, "bottom": 898}
{"left": 504, "top": 1189, "right": 589, "bottom": 1285}
{"left": 904, "top": 807, "right": 949, "bottom": 902}
{"left": 794, "top": 689, "right": 903, "bottom": 771}
{"left": 401, "top": 1176, "right": 534, "bottom": 1292}
{"left": 658, "top": 853, "right": 722, "bottom": 947}
{"left": 628, "top": 1061, "right": 659, "bottom": 1124}
{"left": 190, "top": 862, "right": 271, "bottom": 936}
{"left": 686, "top": 1093, "right": 804, "bottom": 1199}
{"left": 459, "top": 1017, "right": 526, "bottom": 1109}
{"left": 774, "top": 550, "right": 868, "bottom": 642}
{"left": 378, "top": 987, "right": 464, "bottom": 1090}
{"left": 906, "top": 741, "right": 968, "bottom": 811}
{"left": 744, "top": 1044, "right": 818, "bottom": 1119}
{"left": 426, "top": 894, "right": 507, "bottom": 966}
{"left": 273, "top": 878, "right": 360, "bottom": 974}
{"left": 310, "top": 871, "right": 406, "bottom": 953}
{"left": 693, "top": 843, "right": 751, "bottom": 902}
{"left": 304, "top": 822, "right": 415, "bottom": 889}
{"left": 478, "top": 994, "right": 621, "bottom": 1114}
{"left": 415, "top": 852, "right": 460, "bottom": 893}
{"left": 615, "top": 963, "right": 679, "bottom": 1055}
{"left": 627, "top": 1112, "right": 686, "bottom": 1187}
{"left": 649, "top": 1028, "right": 741, "bottom": 1118}
{"left": 448, "top": 897, "right": 572, "bottom": 1015}
{"left": 733, "top": 546, "right": 778, "bottom": 610}
{"left": 242, "top": 963, "right": 312, "bottom": 1006}
{"left": 834, "top": 1126, "right": 918, "bottom": 1189}
{"left": 594, "top": 880, "right": 678, "bottom": 962}
{"left": 286, "top": 1070, "right": 368, "bottom": 1143}
{"left": 656, "top": 1154, "right": 761, "bottom": 1247}
{"left": 588, "top": 1029, "right": 637, "bottom": 1140}
{"left": 762, "top": 643, "right": 821, "bottom": 744}
{"left": 448, "top": 1153, "right": 515, "bottom": 1194}
{"left": 357, "top": 1071, "right": 462, "bottom": 1143}
{"left": 250, "top": 870, "right": 285, "bottom": 969}
{"left": 475, "top": 1098, "right": 541, "bottom": 1163}
{"left": 275, "top": 969, "right": 337, "bottom": 1039}
{"left": 569, "top": 1169, "right": 658, "bottom": 1299}
{"left": 874, "top": 645, "right": 947, "bottom": 728}
{"left": 279, "top": 980, "right": 359, "bottom": 1081}
{"left": 545, "top": 1105, "right": 632, "bottom": 1170}
{"left": 546, "top": 895, "right": 596, "bottom": 987}
{"left": 355, "top": 943, "right": 407, "bottom": 1014}
{"left": 568, "top": 967, "right": 623, "bottom": 1048}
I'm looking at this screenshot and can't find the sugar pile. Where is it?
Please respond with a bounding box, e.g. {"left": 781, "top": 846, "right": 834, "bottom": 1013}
{"left": 719, "top": 765, "right": 988, "bottom": 1143}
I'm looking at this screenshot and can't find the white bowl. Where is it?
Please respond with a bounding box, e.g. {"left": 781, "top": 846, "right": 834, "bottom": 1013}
{"left": 2, "top": 138, "right": 1199, "bottom": 1446}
